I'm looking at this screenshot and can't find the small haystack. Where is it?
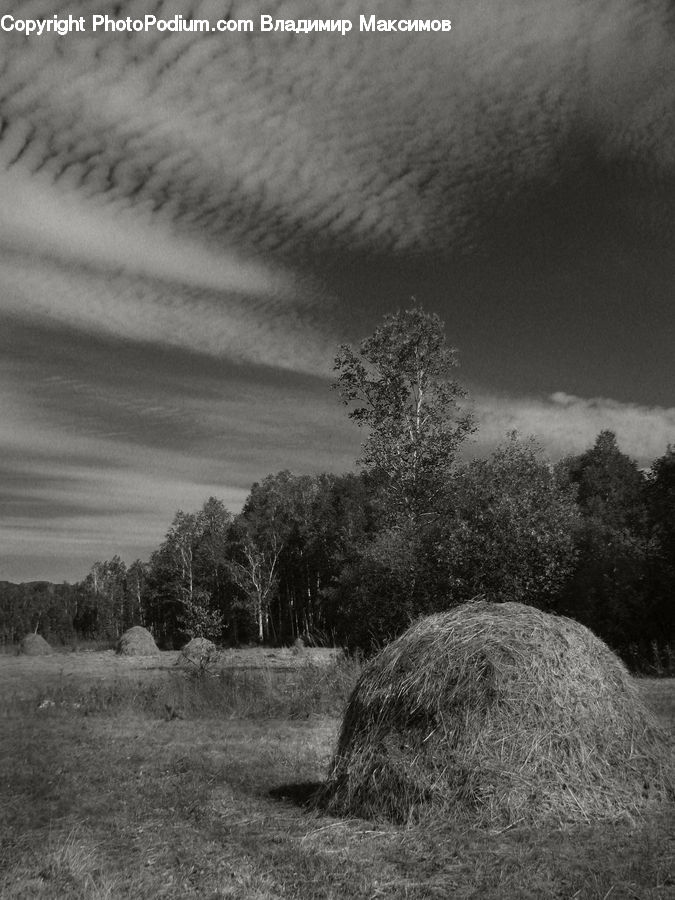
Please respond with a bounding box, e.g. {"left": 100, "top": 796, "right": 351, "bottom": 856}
{"left": 19, "top": 633, "right": 52, "bottom": 656}
{"left": 179, "top": 637, "right": 216, "bottom": 667}
{"left": 116, "top": 626, "right": 160, "bottom": 657}
{"left": 322, "top": 602, "right": 673, "bottom": 827}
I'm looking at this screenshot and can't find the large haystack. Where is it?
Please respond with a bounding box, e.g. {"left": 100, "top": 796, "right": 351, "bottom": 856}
{"left": 179, "top": 637, "right": 216, "bottom": 667}
{"left": 116, "top": 626, "right": 159, "bottom": 657}
{"left": 19, "top": 633, "right": 52, "bottom": 656}
{"left": 322, "top": 602, "right": 673, "bottom": 827}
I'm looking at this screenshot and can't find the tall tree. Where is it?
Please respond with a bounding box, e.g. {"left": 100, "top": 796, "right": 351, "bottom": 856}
{"left": 329, "top": 306, "right": 474, "bottom": 647}
{"left": 79, "top": 557, "right": 128, "bottom": 639}
{"left": 557, "top": 430, "right": 650, "bottom": 655}
{"left": 230, "top": 472, "right": 298, "bottom": 642}
{"left": 333, "top": 305, "right": 474, "bottom": 523}
{"left": 194, "top": 496, "right": 233, "bottom": 618}
{"left": 645, "top": 447, "right": 675, "bottom": 659}
{"left": 126, "top": 559, "right": 148, "bottom": 628}
{"left": 563, "top": 430, "right": 647, "bottom": 533}
{"left": 228, "top": 536, "right": 282, "bottom": 643}
{"left": 445, "top": 435, "right": 580, "bottom": 607}
{"left": 145, "top": 506, "right": 226, "bottom": 645}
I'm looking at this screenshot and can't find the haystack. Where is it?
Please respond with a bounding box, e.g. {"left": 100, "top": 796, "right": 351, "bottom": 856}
{"left": 322, "top": 602, "right": 673, "bottom": 827}
{"left": 179, "top": 637, "right": 216, "bottom": 666}
{"left": 116, "top": 626, "right": 159, "bottom": 656}
{"left": 19, "top": 633, "right": 52, "bottom": 656}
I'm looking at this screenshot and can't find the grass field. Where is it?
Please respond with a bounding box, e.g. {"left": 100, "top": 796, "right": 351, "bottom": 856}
{"left": 0, "top": 649, "right": 673, "bottom": 899}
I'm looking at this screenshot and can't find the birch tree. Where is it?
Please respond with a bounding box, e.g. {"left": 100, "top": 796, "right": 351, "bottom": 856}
{"left": 333, "top": 305, "right": 474, "bottom": 523}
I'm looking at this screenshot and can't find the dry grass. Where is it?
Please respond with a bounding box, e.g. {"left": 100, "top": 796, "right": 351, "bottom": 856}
{"left": 116, "top": 627, "right": 160, "bottom": 657}
{"left": 0, "top": 646, "right": 345, "bottom": 708}
{"left": 178, "top": 637, "right": 217, "bottom": 669}
{"left": 19, "top": 633, "right": 52, "bottom": 656}
{"left": 321, "top": 602, "right": 674, "bottom": 827}
{"left": 0, "top": 647, "right": 672, "bottom": 898}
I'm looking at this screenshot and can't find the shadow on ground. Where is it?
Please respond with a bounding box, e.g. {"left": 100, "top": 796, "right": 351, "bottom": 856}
{"left": 269, "top": 781, "right": 323, "bottom": 807}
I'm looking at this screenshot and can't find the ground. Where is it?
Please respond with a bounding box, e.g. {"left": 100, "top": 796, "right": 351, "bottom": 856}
{"left": 0, "top": 647, "right": 673, "bottom": 899}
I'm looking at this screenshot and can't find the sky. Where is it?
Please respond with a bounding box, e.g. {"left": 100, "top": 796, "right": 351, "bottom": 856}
{"left": 1, "top": 0, "right": 674, "bottom": 583}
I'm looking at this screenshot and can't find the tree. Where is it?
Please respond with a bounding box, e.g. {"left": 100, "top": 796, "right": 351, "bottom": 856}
{"left": 562, "top": 430, "right": 647, "bottom": 533}
{"left": 126, "top": 559, "right": 148, "bottom": 628}
{"left": 646, "top": 447, "right": 675, "bottom": 569}
{"left": 333, "top": 305, "right": 474, "bottom": 523}
{"left": 228, "top": 534, "right": 282, "bottom": 643}
{"left": 329, "top": 306, "right": 477, "bottom": 648}
{"left": 557, "top": 431, "right": 651, "bottom": 655}
{"left": 444, "top": 435, "right": 580, "bottom": 606}
{"left": 145, "top": 505, "right": 228, "bottom": 645}
{"left": 644, "top": 446, "right": 675, "bottom": 659}
{"left": 193, "top": 497, "right": 233, "bottom": 632}
{"left": 229, "top": 472, "right": 298, "bottom": 642}
{"left": 77, "top": 557, "right": 128, "bottom": 639}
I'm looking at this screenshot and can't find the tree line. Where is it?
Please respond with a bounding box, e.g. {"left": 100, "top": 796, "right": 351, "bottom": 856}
{"left": 1, "top": 308, "right": 673, "bottom": 672}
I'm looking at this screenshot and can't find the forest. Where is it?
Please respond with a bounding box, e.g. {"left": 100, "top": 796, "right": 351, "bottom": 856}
{"left": 1, "top": 308, "right": 673, "bottom": 673}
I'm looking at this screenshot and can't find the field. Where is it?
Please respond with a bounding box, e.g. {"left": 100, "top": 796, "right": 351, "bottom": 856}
{"left": 0, "top": 648, "right": 673, "bottom": 899}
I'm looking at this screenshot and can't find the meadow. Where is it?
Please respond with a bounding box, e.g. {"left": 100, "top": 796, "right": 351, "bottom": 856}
{"left": 0, "top": 648, "right": 673, "bottom": 899}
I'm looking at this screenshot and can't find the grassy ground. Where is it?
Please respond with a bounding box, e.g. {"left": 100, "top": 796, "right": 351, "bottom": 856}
{"left": 0, "top": 645, "right": 342, "bottom": 701}
{"left": 0, "top": 653, "right": 673, "bottom": 899}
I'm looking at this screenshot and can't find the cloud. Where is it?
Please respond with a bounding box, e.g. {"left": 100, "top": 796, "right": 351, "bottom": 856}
{"left": 0, "top": 166, "right": 291, "bottom": 298}
{"left": 0, "top": 358, "right": 360, "bottom": 580}
{"left": 1, "top": 0, "right": 672, "bottom": 262}
{"left": 474, "top": 391, "right": 675, "bottom": 465}
{"left": 0, "top": 249, "right": 336, "bottom": 374}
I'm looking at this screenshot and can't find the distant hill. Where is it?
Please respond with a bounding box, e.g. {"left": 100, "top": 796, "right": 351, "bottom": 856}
{"left": 0, "top": 580, "right": 64, "bottom": 596}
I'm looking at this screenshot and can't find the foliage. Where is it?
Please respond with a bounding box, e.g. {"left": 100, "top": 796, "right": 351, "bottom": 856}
{"left": 645, "top": 447, "right": 675, "bottom": 646}
{"left": 443, "top": 434, "right": 581, "bottom": 606}
{"left": 143, "top": 499, "right": 231, "bottom": 645}
{"left": 324, "top": 522, "right": 428, "bottom": 651}
{"left": 0, "top": 581, "right": 79, "bottom": 647}
{"left": 334, "top": 305, "right": 474, "bottom": 523}
{"left": 228, "top": 471, "right": 380, "bottom": 646}
{"left": 328, "top": 436, "right": 581, "bottom": 651}
{"left": 75, "top": 556, "right": 129, "bottom": 640}
{"left": 557, "top": 431, "right": 654, "bottom": 655}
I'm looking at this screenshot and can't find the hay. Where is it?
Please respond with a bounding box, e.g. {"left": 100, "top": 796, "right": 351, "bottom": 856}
{"left": 322, "top": 602, "right": 674, "bottom": 827}
{"left": 179, "top": 637, "right": 216, "bottom": 667}
{"left": 116, "top": 626, "right": 160, "bottom": 657}
{"left": 19, "top": 633, "right": 52, "bottom": 656}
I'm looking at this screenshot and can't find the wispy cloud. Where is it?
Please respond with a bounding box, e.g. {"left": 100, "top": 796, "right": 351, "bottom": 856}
{"left": 0, "top": 355, "right": 360, "bottom": 580}
{"left": 0, "top": 166, "right": 291, "bottom": 297}
{"left": 0, "top": 250, "right": 335, "bottom": 374}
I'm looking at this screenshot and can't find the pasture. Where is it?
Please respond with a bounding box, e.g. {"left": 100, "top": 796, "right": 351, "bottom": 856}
{"left": 0, "top": 647, "right": 673, "bottom": 899}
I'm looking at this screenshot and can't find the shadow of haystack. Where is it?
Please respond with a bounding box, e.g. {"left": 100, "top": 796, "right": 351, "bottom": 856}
{"left": 269, "top": 782, "right": 323, "bottom": 808}
{"left": 319, "top": 602, "right": 673, "bottom": 828}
